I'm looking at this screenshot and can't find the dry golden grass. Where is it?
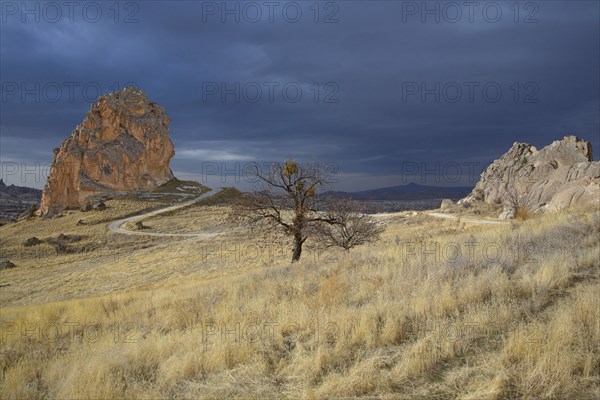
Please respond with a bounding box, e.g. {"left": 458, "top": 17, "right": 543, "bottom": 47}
{"left": 0, "top": 199, "right": 598, "bottom": 399}
{"left": 438, "top": 199, "right": 503, "bottom": 219}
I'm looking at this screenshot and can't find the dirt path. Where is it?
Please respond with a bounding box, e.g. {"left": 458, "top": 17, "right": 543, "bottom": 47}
{"left": 427, "top": 212, "right": 507, "bottom": 225}
{"left": 107, "top": 188, "right": 223, "bottom": 237}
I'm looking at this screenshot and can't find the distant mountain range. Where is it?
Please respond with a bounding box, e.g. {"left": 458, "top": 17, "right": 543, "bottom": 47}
{"left": 324, "top": 183, "right": 473, "bottom": 201}
{"left": 0, "top": 179, "right": 42, "bottom": 198}
{"left": 0, "top": 180, "right": 474, "bottom": 223}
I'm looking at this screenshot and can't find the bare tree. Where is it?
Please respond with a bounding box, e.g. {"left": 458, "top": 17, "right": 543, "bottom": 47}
{"left": 231, "top": 161, "right": 338, "bottom": 262}
{"left": 315, "top": 197, "right": 385, "bottom": 251}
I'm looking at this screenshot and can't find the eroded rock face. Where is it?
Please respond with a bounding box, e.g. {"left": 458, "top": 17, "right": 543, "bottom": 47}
{"left": 40, "top": 87, "right": 175, "bottom": 215}
{"left": 459, "top": 136, "right": 599, "bottom": 216}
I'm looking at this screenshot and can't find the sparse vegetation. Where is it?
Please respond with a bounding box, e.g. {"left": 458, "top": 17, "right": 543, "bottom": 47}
{"left": 153, "top": 178, "right": 210, "bottom": 194}
{"left": 315, "top": 197, "right": 385, "bottom": 251}
{"left": 195, "top": 187, "right": 243, "bottom": 206}
{"left": 232, "top": 161, "right": 383, "bottom": 261}
{"left": 0, "top": 196, "right": 598, "bottom": 399}
{"left": 123, "top": 179, "right": 211, "bottom": 205}
{"left": 232, "top": 161, "right": 340, "bottom": 262}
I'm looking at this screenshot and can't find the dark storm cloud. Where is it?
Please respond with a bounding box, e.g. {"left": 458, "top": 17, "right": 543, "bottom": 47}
{"left": 1, "top": 0, "right": 598, "bottom": 190}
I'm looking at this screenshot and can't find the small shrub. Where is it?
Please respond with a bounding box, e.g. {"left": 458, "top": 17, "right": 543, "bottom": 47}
{"left": 515, "top": 207, "right": 532, "bottom": 220}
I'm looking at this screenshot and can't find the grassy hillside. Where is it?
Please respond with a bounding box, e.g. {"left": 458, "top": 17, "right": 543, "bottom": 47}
{"left": 0, "top": 199, "right": 598, "bottom": 399}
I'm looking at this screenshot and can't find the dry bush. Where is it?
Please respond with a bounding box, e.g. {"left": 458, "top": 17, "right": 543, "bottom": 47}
{"left": 504, "top": 183, "right": 536, "bottom": 220}
{"left": 314, "top": 197, "right": 384, "bottom": 251}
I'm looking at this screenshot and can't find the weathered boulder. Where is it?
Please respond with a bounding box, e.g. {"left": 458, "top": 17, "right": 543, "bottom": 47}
{"left": 40, "top": 87, "right": 175, "bottom": 216}
{"left": 23, "top": 237, "right": 43, "bottom": 247}
{"left": 499, "top": 205, "right": 516, "bottom": 220}
{"left": 459, "top": 136, "right": 599, "bottom": 217}
{"left": 542, "top": 176, "right": 600, "bottom": 213}
{"left": 135, "top": 221, "right": 149, "bottom": 230}
{"left": 17, "top": 204, "right": 39, "bottom": 220}
{"left": 440, "top": 199, "right": 455, "bottom": 210}
{"left": 56, "top": 234, "right": 82, "bottom": 242}
{"left": 0, "top": 261, "right": 16, "bottom": 270}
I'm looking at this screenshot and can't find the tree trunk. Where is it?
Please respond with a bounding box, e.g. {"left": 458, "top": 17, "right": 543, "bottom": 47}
{"left": 292, "top": 233, "right": 304, "bottom": 262}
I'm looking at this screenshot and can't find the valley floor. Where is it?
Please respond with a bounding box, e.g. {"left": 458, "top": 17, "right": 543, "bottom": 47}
{"left": 0, "top": 198, "right": 598, "bottom": 399}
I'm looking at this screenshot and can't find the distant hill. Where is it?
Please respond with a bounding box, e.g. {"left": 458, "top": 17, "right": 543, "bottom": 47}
{"left": 324, "top": 183, "right": 473, "bottom": 201}
{"left": 0, "top": 179, "right": 42, "bottom": 223}
{"left": 0, "top": 179, "right": 42, "bottom": 198}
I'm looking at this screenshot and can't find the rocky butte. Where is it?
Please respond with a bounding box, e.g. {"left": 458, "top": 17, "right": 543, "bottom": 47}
{"left": 40, "top": 87, "right": 175, "bottom": 216}
{"left": 459, "top": 136, "right": 600, "bottom": 218}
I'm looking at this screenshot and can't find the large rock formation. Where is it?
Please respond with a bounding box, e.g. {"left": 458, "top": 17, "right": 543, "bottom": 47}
{"left": 40, "top": 87, "right": 175, "bottom": 215}
{"left": 459, "top": 136, "right": 599, "bottom": 217}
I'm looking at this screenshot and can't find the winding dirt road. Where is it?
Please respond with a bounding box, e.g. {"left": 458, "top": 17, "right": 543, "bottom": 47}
{"left": 107, "top": 188, "right": 223, "bottom": 237}
{"left": 108, "top": 190, "right": 506, "bottom": 238}
{"left": 427, "top": 212, "right": 507, "bottom": 225}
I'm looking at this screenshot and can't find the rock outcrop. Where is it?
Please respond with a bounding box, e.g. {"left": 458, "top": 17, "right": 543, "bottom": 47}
{"left": 459, "top": 136, "right": 599, "bottom": 217}
{"left": 0, "top": 260, "right": 16, "bottom": 270}
{"left": 440, "top": 199, "right": 455, "bottom": 210}
{"left": 40, "top": 87, "right": 175, "bottom": 215}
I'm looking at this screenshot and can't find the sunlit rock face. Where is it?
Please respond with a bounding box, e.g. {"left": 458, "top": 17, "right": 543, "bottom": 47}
{"left": 459, "top": 136, "right": 599, "bottom": 216}
{"left": 40, "top": 87, "right": 175, "bottom": 215}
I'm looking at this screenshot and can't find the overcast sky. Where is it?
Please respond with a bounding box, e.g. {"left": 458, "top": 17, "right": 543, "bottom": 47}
{"left": 1, "top": 1, "right": 598, "bottom": 191}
